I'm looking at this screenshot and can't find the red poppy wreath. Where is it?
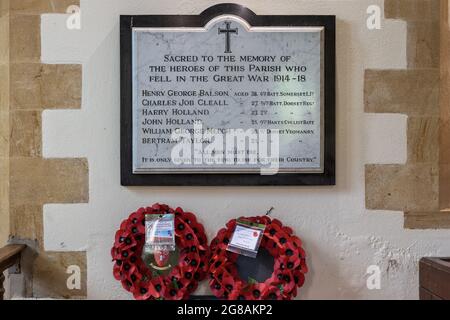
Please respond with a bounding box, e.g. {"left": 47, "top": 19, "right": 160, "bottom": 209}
{"left": 111, "top": 204, "right": 209, "bottom": 300}
{"left": 209, "top": 216, "right": 308, "bottom": 300}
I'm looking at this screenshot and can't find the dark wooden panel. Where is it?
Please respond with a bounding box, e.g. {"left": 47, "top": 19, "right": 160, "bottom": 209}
{"left": 420, "top": 287, "right": 442, "bottom": 300}
{"left": 0, "top": 244, "right": 26, "bottom": 271}
{"left": 419, "top": 257, "right": 450, "bottom": 300}
{"left": 0, "top": 244, "right": 26, "bottom": 300}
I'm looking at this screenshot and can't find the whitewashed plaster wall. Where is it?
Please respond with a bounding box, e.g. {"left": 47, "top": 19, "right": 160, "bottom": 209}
{"left": 40, "top": 0, "right": 450, "bottom": 299}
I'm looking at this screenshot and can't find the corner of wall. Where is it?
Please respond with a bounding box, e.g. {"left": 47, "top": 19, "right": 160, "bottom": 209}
{"left": 365, "top": 0, "right": 450, "bottom": 229}
{"left": 0, "top": 0, "right": 10, "bottom": 246}
{"left": 7, "top": 0, "right": 88, "bottom": 299}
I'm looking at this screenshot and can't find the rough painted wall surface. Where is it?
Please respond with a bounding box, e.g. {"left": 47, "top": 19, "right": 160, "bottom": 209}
{"left": 5, "top": 0, "right": 450, "bottom": 299}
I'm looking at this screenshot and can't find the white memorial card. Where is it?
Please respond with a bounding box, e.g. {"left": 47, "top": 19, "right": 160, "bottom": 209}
{"left": 229, "top": 224, "right": 262, "bottom": 251}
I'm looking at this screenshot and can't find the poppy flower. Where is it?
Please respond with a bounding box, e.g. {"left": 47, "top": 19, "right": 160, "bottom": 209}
{"left": 282, "top": 226, "right": 293, "bottom": 236}
{"left": 292, "top": 270, "right": 306, "bottom": 287}
{"left": 262, "top": 285, "right": 283, "bottom": 300}
{"left": 210, "top": 278, "right": 225, "bottom": 297}
{"left": 113, "top": 264, "right": 124, "bottom": 280}
{"left": 133, "top": 284, "right": 153, "bottom": 300}
{"left": 150, "top": 277, "right": 165, "bottom": 298}
{"left": 242, "top": 283, "right": 265, "bottom": 300}
{"left": 127, "top": 216, "right": 145, "bottom": 234}
{"left": 111, "top": 247, "right": 122, "bottom": 261}
{"left": 166, "top": 284, "right": 186, "bottom": 300}
{"left": 280, "top": 274, "right": 297, "bottom": 293}
{"left": 220, "top": 272, "right": 240, "bottom": 295}
{"left": 151, "top": 203, "right": 162, "bottom": 211}
{"left": 265, "top": 223, "right": 282, "bottom": 240}
{"left": 185, "top": 281, "right": 198, "bottom": 294}
{"left": 225, "top": 219, "right": 237, "bottom": 230}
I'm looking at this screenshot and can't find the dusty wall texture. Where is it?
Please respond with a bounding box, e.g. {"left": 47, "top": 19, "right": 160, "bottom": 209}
{"left": 1, "top": 0, "right": 450, "bottom": 299}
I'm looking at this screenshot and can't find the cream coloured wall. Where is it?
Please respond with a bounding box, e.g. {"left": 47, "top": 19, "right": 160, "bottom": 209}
{"left": 40, "top": 0, "right": 450, "bottom": 299}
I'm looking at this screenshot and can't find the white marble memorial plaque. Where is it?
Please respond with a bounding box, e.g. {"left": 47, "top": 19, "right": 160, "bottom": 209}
{"left": 132, "top": 16, "right": 324, "bottom": 174}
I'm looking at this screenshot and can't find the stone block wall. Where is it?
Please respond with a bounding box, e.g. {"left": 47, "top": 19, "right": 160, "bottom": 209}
{"left": 1, "top": 0, "right": 88, "bottom": 298}
{"left": 365, "top": 0, "right": 450, "bottom": 228}
{"left": 0, "top": 0, "right": 10, "bottom": 246}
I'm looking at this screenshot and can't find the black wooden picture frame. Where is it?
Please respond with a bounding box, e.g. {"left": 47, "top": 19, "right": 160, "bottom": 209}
{"left": 120, "top": 3, "right": 335, "bottom": 186}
